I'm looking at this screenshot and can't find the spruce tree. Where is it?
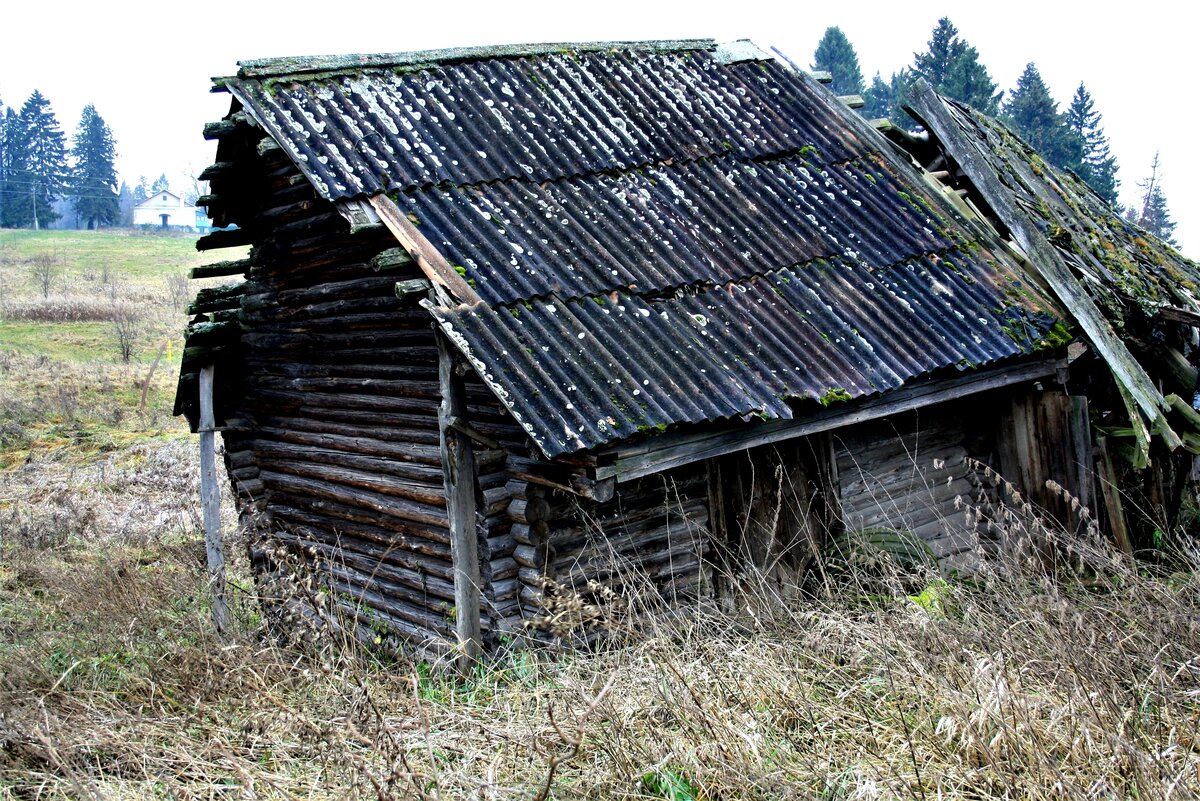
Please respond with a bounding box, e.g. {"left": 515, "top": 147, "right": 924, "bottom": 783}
{"left": 0, "top": 95, "right": 6, "bottom": 225}
{"left": 132, "top": 175, "right": 149, "bottom": 203}
{"left": 812, "top": 27, "right": 865, "bottom": 97}
{"left": 70, "top": 104, "right": 119, "bottom": 229}
{"left": 4, "top": 91, "right": 68, "bottom": 229}
{"left": 912, "top": 17, "right": 1002, "bottom": 115}
{"left": 1065, "top": 83, "right": 1120, "bottom": 207}
{"left": 1132, "top": 153, "right": 1178, "bottom": 247}
{"left": 862, "top": 70, "right": 913, "bottom": 127}
{"left": 1003, "top": 63, "right": 1081, "bottom": 173}
{"left": 0, "top": 108, "right": 26, "bottom": 227}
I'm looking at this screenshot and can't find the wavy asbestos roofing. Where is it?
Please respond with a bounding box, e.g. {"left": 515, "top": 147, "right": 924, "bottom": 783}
{"left": 217, "top": 41, "right": 1066, "bottom": 458}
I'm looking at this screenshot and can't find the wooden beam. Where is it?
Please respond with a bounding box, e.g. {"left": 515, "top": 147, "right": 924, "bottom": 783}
{"left": 593, "top": 357, "right": 1063, "bottom": 483}
{"left": 905, "top": 80, "right": 1178, "bottom": 453}
{"left": 198, "top": 366, "right": 230, "bottom": 636}
{"left": 369, "top": 194, "right": 482, "bottom": 305}
{"left": 437, "top": 331, "right": 483, "bottom": 669}
{"left": 810, "top": 70, "right": 833, "bottom": 84}
{"left": 1157, "top": 305, "right": 1200, "bottom": 327}
{"left": 838, "top": 94, "right": 865, "bottom": 109}
{"left": 197, "top": 227, "right": 255, "bottom": 252}
{"left": 1096, "top": 435, "right": 1133, "bottom": 554}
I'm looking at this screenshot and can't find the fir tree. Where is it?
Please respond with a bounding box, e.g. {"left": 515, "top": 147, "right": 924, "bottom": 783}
{"left": 1131, "top": 152, "right": 1178, "bottom": 247}
{"left": 1065, "top": 83, "right": 1120, "bottom": 207}
{"left": 3, "top": 91, "right": 68, "bottom": 229}
{"left": 0, "top": 95, "right": 6, "bottom": 225}
{"left": 862, "top": 70, "right": 913, "bottom": 127}
{"left": 70, "top": 104, "right": 119, "bottom": 229}
{"left": 132, "top": 175, "right": 149, "bottom": 204}
{"left": 1, "top": 108, "right": 27, "bottom": 227}
{"left": 1003, "top": 63, "right": 1081, "bottom": 173}
{"left": 912, "top": 17, "right": 1002, "bottom": 115}
{"left": 812, "top": 27, "right": 865, "bottom": 97}
{"left": 151, "top": 173, "right": 169, "bottom": 194}
{"left": 118, "top": 180, "right": 135, "bottom": 226}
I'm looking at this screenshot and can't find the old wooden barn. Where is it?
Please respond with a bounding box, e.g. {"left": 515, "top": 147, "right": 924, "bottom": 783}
{"left": 176, "top": 39, "right": 1200, "bottom": 657}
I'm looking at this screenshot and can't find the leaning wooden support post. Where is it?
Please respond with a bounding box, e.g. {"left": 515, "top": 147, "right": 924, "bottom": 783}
{"left": 198, "top": 365, "right": 230, "bottom": 636}
{"left": 436, "top": 330, "right": 482, "bottom": 671}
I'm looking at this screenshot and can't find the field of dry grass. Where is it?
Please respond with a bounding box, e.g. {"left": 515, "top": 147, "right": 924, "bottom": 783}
{"left": 2, "top": 231, "right": 1199, "bottom": 800}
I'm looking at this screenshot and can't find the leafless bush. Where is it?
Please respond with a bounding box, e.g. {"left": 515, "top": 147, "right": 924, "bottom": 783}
{"left": 30, "top": 252, "right": 56, "bottom": 298}
{"left": 110, "top": 301, "right": 141, "bottom": 363}
{"left": 166, "top": 271, "right": 191, "bottom": 310}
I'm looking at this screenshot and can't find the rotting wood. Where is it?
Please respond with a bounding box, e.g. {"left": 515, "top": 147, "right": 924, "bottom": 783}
{"left": 438, "top": 329, "right": 483, "bottom": 670}
{"left": 370, "top": 194, "right": 481, "bottom": 304}
{"left": 198, "top": 366, "right": 230, "bottom": 637}
{"left": 906, "top": 80, "right": 1179, "bottom": 453}
{"left": 838, "top": 94, "right": 865, "bottom": 109}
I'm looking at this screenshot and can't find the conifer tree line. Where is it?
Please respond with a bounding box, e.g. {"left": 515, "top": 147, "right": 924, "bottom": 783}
{"left": 0, "top": 90, "right": 121, "bottom": 229}
{"left": 812, "top": 19, "right": 1178, "bottom": 245}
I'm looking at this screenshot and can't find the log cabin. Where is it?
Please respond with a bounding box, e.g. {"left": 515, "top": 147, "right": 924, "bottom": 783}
{"left": 175, "top": 39, "right": 1200, "bottom": 658}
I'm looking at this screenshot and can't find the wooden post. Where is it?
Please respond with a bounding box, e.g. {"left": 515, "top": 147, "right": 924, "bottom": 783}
{"left": 437, "top": 331, "right": 482, "bottom": 671}
{"left": 199, "top": 365, "right": 230, "bottom": 636}
{"left": 1095, "top": 436, "right": 1133, "bottom": 555}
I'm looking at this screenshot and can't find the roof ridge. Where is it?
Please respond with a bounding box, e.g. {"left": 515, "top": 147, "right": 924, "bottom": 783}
{"left": 231, "top": 39, "right": 717, "bottom": 81}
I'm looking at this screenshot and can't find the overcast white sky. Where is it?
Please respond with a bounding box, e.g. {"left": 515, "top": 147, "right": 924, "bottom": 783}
{"left": 2, "top": 1, "right": 1195, "bottom": 253}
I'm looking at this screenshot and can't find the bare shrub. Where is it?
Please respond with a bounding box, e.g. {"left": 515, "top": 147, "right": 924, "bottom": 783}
{"left": 110, "top": 301, "right": 141, "bottom": 363}
{"left": 166, "top": 271, "right": 191, "bottom": 310}
{"left": 30, "top": 252, "right": 56, "bottom": 298}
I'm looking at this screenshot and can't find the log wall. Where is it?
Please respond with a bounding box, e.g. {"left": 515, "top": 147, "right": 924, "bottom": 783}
{"left": 185, "top": 118, "right": 527, "bottom": 654}
{"left": 516, "top": 464, "right": 712, "bottom": 641}
{"left": 833, "top": 403, "right": 997, "bottom": 570}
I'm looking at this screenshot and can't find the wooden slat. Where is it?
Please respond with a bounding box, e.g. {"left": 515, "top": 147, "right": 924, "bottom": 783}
{"left": 370, "top": 194, "right": 481, "bottom": 304}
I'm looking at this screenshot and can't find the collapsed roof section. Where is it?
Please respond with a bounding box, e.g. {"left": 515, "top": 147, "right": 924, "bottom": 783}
{"left": 903, "top": 81, "right": 1200, "bottom": 461}
{"left": 211, "top": 41, "right": 1066, "bottom": 459}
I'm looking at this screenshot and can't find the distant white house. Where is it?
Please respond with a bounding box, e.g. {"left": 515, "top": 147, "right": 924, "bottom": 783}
{"left": 134, "top": 190, "right": 197, "bottom": 229}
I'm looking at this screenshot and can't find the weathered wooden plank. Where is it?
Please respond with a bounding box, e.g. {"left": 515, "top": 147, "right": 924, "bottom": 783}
{"left": 438, "top": 330, "right": 482, "bottom": 670}
{"left": 370, "top": 194, "right": 481, "bottom": 304}
{"left": 199, "top": 366, "right": 229, "bottom": 636}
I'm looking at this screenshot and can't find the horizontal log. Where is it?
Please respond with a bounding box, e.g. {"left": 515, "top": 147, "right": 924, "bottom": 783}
{"left": 254, "top": 426, "right": 443, "bottom": 464}
{"left": 199, "top": 161, "right": 235, "bottom": 181}
{"left": 264, "top": 458, "right": 447, "bottom": 507}
{"left": 509, "top": 497, "right": 550, "bottom": 524}
{"left": 271, "top": 529, "right": 456, "bottom": 600}
{"left": 249, "top": 405, "right": 441, "bottom": 437}
{"left": 255, "top": 414, "right": 442, "bottom": 447}
{"left": 198, "top": 227, "right": 255, "bottom": 252}
{"left": 252, "top": 439, "right": 446, "bottom": 483}
{"left": 188, "top": 282, "right": 246, "bottom": 315}
{"left": 267, "top": 497, "right": 450, "bottom": 548}
{"left": 191, "top": 258, "right": 254, "bottom": 280}
{"left": 246, "top": 387, "right": 439, "bottom": 415}
{"left": 259, "top": 469, "right": 448, "bottom": 528}
{"left": 490, "top": 558, "right": 519, "bottom": 582}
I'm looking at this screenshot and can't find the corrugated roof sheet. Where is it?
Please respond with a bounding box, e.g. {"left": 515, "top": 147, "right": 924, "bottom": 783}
{"left": 219, "top": 41, "right": 1066, "bottom": 458}
{"left": 430, "top": 245, "right": 1059, "bottom": 456}
{"left": 225, "top": 51, "right": 863, "bottom": 199}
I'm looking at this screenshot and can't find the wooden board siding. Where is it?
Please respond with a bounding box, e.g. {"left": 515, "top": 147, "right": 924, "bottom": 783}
{"left": 834, "top": 407, "right": 997, "bottom": 568}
